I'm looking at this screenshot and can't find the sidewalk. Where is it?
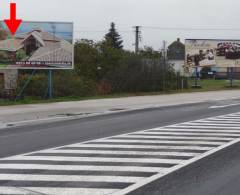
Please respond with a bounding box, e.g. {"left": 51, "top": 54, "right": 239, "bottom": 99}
{"left": 0, "top": 90, "right": 240, "bottom": 128}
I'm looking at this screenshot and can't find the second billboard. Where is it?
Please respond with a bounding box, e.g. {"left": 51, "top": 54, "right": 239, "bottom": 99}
{"left": 185, "top": 39, "right": 240, "bottom": 69}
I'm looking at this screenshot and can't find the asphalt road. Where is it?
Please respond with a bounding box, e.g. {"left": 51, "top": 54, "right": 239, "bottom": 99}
{"left": 1, "top": 98, "right": 240, "bottom": 194}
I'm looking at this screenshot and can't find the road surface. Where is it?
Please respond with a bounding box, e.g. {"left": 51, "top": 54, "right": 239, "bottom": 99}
{"left": 1, "top": 98, "right": 240, "bottom": 194}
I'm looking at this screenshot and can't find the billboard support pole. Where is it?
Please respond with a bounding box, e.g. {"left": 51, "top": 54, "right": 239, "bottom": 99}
{"left": 230, "top": 67, "right": 234, "bottom": 88}
{"left": 195, "top": 66, "right": 198, "bottom": 86}
{"left": 15, "top": 69, "right": 36, "bottom": 101}
{"left": 192, "top": 66, "right": 201, "bottom": 88}
{"left": 48, "top": 70, "right": 53, "bottom": 99}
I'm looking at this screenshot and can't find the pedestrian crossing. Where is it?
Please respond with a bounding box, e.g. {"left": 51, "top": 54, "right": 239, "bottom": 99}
{"left": 1, "top": 112, "right": 240, "bottom": 195}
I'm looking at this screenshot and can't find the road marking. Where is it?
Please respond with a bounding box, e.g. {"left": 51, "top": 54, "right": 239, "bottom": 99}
{"left": 0, "top": 164, "right": 167, "bottom": 173}
{"left": 0, "top": 187, "right": 37, "bottom": 195}
{"left": 193, "top": 120, "right": 240, "bottom": 124}
{"left": 122, "top": 134, "right": 233, "bottom": 141}
{"left": 37, "top": 149, "right": 199, "bottom": 157}
{"left": 16, "top": 187, "right": 118, "bottom": 195}
{"left": 141, "top": 131, "right": 240, "bottom": 137}
{"left": 150, "top": 128, "right": 240, "bottom": 133}
{"left": 0, "top": 174, "right": 144, "bottom": 183}
{"left": 77, "top": 139, "right": 219, "bottom": 147}
{"left": 7, "top": 156, "right": 184, "bottom": 164}
{"left": 169, "top": 125, "right": 240, "bottom": 129}
{"left": 183, "top": 122, "right": 240, "bottom": 127}
{"left": 209, "top": 103, "right": 240, "bottom": 109}
{"left": 1, "top": 112, "right": 240, "bottom": 195}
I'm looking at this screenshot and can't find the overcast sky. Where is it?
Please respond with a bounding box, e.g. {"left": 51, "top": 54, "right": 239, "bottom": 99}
{"left": 2, "top": 0, "right": 240, "bottom": 50}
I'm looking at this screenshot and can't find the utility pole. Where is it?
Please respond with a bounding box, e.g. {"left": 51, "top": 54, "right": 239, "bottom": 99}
{"left": 134, "top": 26, "right": 141, "bottom": 54}
{"left": 162, "top": 40, "right": 167, "bottom": 91}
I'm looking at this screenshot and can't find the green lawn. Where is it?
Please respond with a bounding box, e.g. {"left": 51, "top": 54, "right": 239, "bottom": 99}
{"left": 0, "top": 64, "right": 8, "bottom": 68}
{"left": 186, "top": 79, "right": 240, "bottom": 92}
{"left": 0, "top": 79, "right": 239, "bottom": 106}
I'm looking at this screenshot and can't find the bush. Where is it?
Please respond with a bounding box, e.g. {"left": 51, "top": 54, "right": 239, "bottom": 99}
{"left": 17, "top": 71, "right": 98, "bottom": 98}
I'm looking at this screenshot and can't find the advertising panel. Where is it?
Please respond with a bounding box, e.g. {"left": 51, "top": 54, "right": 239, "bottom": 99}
{"left": 0, "top": 21, "right": 73, "bottom": 69}
{"left": 185, "top": 39, "right": 240, "bottom": 69}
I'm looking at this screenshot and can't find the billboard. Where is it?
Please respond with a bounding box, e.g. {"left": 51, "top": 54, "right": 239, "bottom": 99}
{"left": 0, "top": 21, "right": 73, "bottom": 69}
{"left": 185, "top": 39, "right": 240, "bottom": 70}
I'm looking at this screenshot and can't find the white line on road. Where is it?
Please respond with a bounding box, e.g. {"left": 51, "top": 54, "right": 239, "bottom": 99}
{"left": 121, "top": 135, "right": 233, "bottom": 141}
{"left": 150, "top": 128, "right": 240, "bottom": 133}
{"left": 140, "top": 131, "right": 240, "bottom": 137}
{"left": 17, "top": 187, "right": 118, "bottom": 195}
{"left": 39, "top": 149, "right": 199, "bottom": 157}
{"left": 168, "top": 125, "right": 240, "bottom": 130}
{"left": 209, "top": 103, "right": 240, "bottom": 109}
{"left": 78, "top": 139, "right": 218, "bottom": 147}
{"left": 0, "top": 174, "right": 144, "bottom": 183}
{"left": 0, "top": 187, "right": 37, "bottom": 195}
{"left": 6, "top": 156, "right": 183, "bottom": 164}
{"left": 0, "top": 164, "right": 167, "bottom": 173}
{"left": 182, "top": 122, "right": 240, "bottom": 127}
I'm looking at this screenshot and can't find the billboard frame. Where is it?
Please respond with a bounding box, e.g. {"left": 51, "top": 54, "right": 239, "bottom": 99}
{"left": 0, "top": 20, "right": 74, "bottom": 70}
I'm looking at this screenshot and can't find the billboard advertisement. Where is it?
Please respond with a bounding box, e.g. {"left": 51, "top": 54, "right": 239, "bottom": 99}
{"left": 0, "top": 21, "right": 73, "bottom": 69}
{"left": 185, "top": 39, "right": 240, "bottom": 70}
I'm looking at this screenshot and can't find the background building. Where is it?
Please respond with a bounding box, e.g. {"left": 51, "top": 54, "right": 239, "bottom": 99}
{"left": 167, "top": 38, "right": 185, "bottom": 74}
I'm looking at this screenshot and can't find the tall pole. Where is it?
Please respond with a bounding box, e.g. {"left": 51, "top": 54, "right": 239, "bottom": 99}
{"left": 134, "top": 26, "right": 141, "bottom": 54}
{"left": 48, "top": 70, "right": 53, "bottom": 99}
{"left": 162, "top": 40, "right": 167, "bottom": 91}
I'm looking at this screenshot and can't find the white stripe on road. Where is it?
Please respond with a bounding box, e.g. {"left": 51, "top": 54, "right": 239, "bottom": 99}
{"left": 209, "top": 103, "right": 240, "bottom": 109}
{"left": 182, "top": 122, "right": 240, "bottom": 127}
{"left": 0, "top": 164, "right": 167, "bottom": 173}
{"left": 141, "top": 131, "right": 240, "bottom": 137}
{"left": 0, "top": 187, "right": 35, "bottom": 195}
{"left": 198, "top": 118, "right": 240, "bottom": 121}
{"left": 0, "top": 174, "right": 144, "bottom": 183}
{"left": 217, "top": 116, "right": 240, "bottom": 119}
{"left": 22, "top": 187, "right": 118, "bottom": 195}
{"left": 194, "top": 120, "right": 240, "bottom": 124}
{"left": 168, "top": 125, "right": 240, "bottom": 130}
{"left": 151, "top": 128, "right": 240, "bottom": 133}
{"left": 120, "top": 135, "right": 233, "bottom": 141}
{"left": 39, "top": 149, "right": 199, "bottom": 157}
{"left": 6, "top": 156, "right": 183, "bottom": 164}
{"left": 68, "top": 144, "right": 213, "bottom": 151}
{"left": 95, "top": 139, "right": 225, "bottom": 145}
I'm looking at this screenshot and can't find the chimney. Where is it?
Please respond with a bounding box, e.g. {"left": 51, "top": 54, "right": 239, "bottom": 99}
{"left": 177, "top": 38, "right": 180, "bottom": 42}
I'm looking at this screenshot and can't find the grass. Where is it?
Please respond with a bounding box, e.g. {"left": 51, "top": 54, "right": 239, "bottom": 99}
{"left": 185, "top": 79, "right": 240, "bottom": 92}
{"left": 0, "top": 64, "right": 8, "bottom": 68}
{"left": 0, "top": 79, "right": 240, "bottom": 106}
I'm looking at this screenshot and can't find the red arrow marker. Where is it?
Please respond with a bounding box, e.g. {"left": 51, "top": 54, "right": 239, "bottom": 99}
{"left": 4, "top": 3, "right": 22, "bottom": 36}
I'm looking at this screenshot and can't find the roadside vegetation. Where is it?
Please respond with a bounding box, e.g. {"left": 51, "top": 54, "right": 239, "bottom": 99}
{"left": 0, "top": 22, "right": 239, "bottom": 106}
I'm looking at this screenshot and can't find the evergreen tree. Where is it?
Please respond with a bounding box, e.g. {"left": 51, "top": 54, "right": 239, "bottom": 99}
{"left": 104, "top": 22, "right": 123, "bottom": 49}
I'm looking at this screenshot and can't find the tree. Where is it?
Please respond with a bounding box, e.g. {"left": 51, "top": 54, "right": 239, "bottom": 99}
{"left": 74, "top": 39, "right": 100, "bottom": 81}
{"left": 139, "top": 46, "right": 162, "bottom": 58}
{"left": 104, "top": 22, "right": 123, "bottom": 49}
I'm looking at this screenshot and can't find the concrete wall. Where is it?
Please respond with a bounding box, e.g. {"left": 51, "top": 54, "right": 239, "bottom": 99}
{"left": 0, "top": 70, "right": 18, "bottom": 89}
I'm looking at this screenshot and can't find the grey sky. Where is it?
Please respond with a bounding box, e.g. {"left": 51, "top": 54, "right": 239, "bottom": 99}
{"left": 2, "top": 0, "right": 240, "bottom": 50}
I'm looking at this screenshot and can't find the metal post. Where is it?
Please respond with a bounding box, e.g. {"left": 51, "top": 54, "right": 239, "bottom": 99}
{"left": 230, "top": 67, "right": 234, "bottom": 88}
{"left": 48, "top": 70, "right": 53, "bottom": 99}
{"left": 195, "top": 66, "right": 198, "bottom": 86}
{"left": 15, "top": 70, "right": 36, "bottom": 101}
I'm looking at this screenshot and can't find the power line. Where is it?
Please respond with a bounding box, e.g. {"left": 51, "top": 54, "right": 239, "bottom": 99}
{"left": 142, "top": 26, "right": 240, "bottom": 31}
{"left": 74, "top": 30, "right": 133, "bottom": 33}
